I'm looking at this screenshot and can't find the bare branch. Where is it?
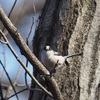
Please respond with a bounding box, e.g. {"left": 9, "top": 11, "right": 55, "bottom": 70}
{"left": 0, "top": 44, "right": 7, "bottom": 79}
{"left": 2, "top": 0, "right": 18, "bottom": 33}
{"left": 7, "top": 88, "right": 28, "bottom": 99}
{"left": 26, "top": 4, "right": 35, "bottom": 45}
{"left": 13, "top": 66, "right": 22, "bottom": 86}
{"left": 25, "top": 3, "right": 36, "bottom": 91}
{"left": 1, "top": 84, "right": 8, "bottom": 90}
{"left": 16, "top": 82, "right": 31, "bottom": 87}
{"left": 6, "top": 66, "right": 22, "bottom": 98}
{"left": 0, "top": 5, "right": 64, "bottom": 100}
{"left": 0, "top": 60, "right": 19, "bottom": 100}
{"left": 0, "top": 5, "right": 49, "bottom": 75}
{"left": 0, "top": 30, "right": 53, "bottom": 98}
{"left": 0, "top": 80, "right": 4, "bottom": 100}
{"left": 0, "top": 39, "right": 7, "bottom": 44}
{"left": 7, "top": 88, "right": 43, "bottom": 100}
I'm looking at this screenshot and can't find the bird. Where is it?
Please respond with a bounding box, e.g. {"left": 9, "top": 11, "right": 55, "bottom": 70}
{"left": 40, "top": 46, "right": 82, "bottom": 73}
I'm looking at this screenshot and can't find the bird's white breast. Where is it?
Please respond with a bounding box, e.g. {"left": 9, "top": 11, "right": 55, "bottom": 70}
{"left": 41, "top": 49, "right": 66, "bottom": 71}
{"left": 41, "top": 50, "right": 57, "bottom": 71}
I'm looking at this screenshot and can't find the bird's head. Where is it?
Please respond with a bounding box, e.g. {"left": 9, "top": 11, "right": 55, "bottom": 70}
{"left": 44, "top": 46, "right": 51, "bottom": 51}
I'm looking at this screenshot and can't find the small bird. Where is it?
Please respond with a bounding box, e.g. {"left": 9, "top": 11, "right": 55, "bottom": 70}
{"left": 41, "top": 46, "right": 82, "bottom": 73}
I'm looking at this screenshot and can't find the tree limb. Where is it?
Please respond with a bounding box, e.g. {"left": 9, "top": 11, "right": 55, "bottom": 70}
{"left": 0, "top": 5, "right": 64, "bottom": 100}
{"left": 0, "top": 30, "right": 52, "bottom": 98}
{"left": 0, "top": 60, "right": 19, "bottom": 100}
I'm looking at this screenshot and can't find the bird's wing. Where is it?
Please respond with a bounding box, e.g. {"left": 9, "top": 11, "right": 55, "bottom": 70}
{"left": 54, "top": 52, "right": 61, "bottom": 56}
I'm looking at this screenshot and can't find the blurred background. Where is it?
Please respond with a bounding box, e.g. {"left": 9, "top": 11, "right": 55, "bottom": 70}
{"left": 0, "top": 0, "right": 45, "bottom": 99}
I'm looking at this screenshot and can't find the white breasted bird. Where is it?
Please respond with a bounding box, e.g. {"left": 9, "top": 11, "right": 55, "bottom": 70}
{"left": 41, "top": 46, "right": 82, "bottom": 73}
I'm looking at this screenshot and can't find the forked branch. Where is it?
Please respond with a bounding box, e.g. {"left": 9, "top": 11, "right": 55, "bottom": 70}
{"left": 0, "top": 5, "right": 64, "bottom": 100}
{"left": 0, "top": 30, "right": 52, "bottom": 98}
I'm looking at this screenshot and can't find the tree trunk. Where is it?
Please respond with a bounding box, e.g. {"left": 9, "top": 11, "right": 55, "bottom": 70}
{"left": 32, "top": 0, "right": 100, "bottom": 100}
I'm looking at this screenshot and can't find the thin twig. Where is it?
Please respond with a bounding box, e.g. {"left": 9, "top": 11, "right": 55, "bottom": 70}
{"left": 25, "top": 3, "right": 36, "bottom": 91}
{"left": 3, "top": 66, "right": 22, "bottom": 98}
{"left": 0, "top": 39, "right": 7, "bottom": 44}
{"left": 2, "top": 0, "right": 17, "bottom": 32}
{"left": 13, "top": 66, "right": 22, "bottom": 86}
{"left": 0, "top": 4, "right": 50, "bottom": 75}
{"left": 13, "top": 0, "right": 27, "bottom": 25}
{"left": 5, "top": 66, "right": 22, "bottom": 98}
{"left": 16, "top": 82, "right": 31, "bottom": 87}
{"left": 25, "top": 60, "right": 29, "bottom": 88}
{"left": 0, "top": 30, "right": 53, "bottom": 98}
{"left": 0, "top": 5, "right": 64, "bottom": 100}
{"left": 0, "top": 44, "right": 7, "bottom": 79}
{"left": 0, "top": 80, "right": 4, "bottom": 100}
{"left": 7, "top": 88, "right": 28, "bottom": 99}
{"left": 26, "top": 4, "right": 36, "bottom": 42}
{"left": 1, "top": 83, "right": 8, "bottom": 90}
{"left": 7, "top": 88, "right": 42, "bottom": 99}
{"left": 0, "top": 60, "right": 19, "bottom": 100}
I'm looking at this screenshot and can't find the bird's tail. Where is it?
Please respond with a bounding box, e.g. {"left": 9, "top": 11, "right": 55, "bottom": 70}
{"left": 64, "top": 52, "right": 82, "bottom": 59}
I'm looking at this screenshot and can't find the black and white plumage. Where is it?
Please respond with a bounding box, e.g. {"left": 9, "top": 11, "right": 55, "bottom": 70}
{"left": 41, "top": 46, "right": 82, "bottom": 72}
{"left": 40, "top": 46, "right": 68, "bottom": 72}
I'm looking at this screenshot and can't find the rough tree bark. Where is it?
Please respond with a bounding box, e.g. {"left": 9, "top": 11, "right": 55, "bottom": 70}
{"left": 32, "top": 0, "right": 100, "bottom": 100}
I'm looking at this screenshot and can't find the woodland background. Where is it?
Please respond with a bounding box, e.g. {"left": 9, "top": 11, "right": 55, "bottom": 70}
{"left": 0, "top": 0, "right": 100, "bottom": 100}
